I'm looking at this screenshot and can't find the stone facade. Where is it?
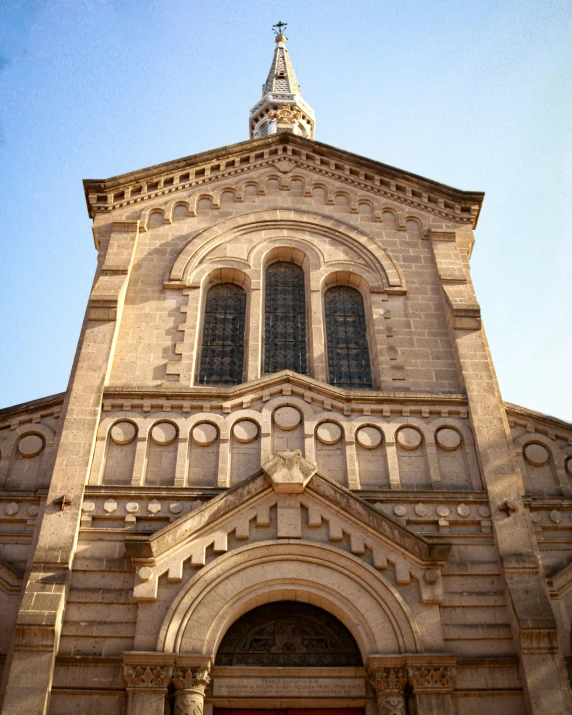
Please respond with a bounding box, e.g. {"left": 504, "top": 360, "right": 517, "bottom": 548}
{"left": 1, "top": 35, "right": 572, "bottom": 715}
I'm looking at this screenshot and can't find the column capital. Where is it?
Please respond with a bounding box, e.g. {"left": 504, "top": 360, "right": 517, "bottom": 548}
{"left": 172, "top": 663, "right": 211, "bottom": 694}
{"left": 366, "top": 656, "right": 407, "bottom": 715}
{"left": 122, "top": 652, "right": 174, "bottom": 691}
{"left": 406, "top": 656, "right": 456, "bottom": 693}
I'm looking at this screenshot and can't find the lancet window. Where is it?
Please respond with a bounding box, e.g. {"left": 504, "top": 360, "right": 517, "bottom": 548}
{"left": 263, "top": 261, "right": 308, "bottom": 374}
{"left": 325, "top": 286, "right": 372, "bottom": 388}
{"left": 198, "top": 283, "right": 246, "bottom": 386}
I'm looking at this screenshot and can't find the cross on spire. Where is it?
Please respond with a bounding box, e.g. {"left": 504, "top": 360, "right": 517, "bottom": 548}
{"left": 272, "top": 21, "right": 288, "bottom": 38}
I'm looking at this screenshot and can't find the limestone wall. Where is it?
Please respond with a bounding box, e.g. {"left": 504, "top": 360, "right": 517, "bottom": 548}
{"left": 90, "top": 145, "right": 470, "bottom": 394}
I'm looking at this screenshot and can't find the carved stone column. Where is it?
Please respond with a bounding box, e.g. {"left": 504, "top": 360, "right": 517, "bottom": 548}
{"left": 367, "top": 658, "right": 407, "bottom": 715}
{"left": 123, "top": 655, "right": 173, "bottom": 715}
{"left": 172, "top": 662, "right": 211, "bottom": 715}
{"left": 407, "top": 659, "right": 456, "bottom": 715}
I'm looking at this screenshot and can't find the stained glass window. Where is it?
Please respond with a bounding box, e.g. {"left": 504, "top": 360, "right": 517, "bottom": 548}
{"left": 325, "top": 286, "right": 372, "bottom": 388}
{"left": 198, "top": 283, "right": 246, "bottom": 386}
{"left": 264, "top": 262, "right": 307, "bottom": 374}
{"left": 215, "top": 601, "right": 362, "bottom": 667}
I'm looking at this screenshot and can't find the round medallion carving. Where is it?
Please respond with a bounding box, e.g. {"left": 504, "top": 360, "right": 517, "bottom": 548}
{"left": 139, "top": 567, "right": 153, "bottom": 582}
{"left": 436, "top": 505, "right": 450, "bottom": 517}
{"left": 125, "top": 501, "right": 139, "bottom": 514}
{"left": 396, "top": 427, "right": 422, "bottom": 450}
{"left": 192, "top": 423, "right": 217, "bottom": 446}
{"left": 5, "top": 503, "right": 18, "bottom": 516}
{"left": 273, "top": 406, "right": 301, "bottom": 431}
{"left": 424, "top": 569, "right": 439, "bottom": 584}
{"left": 151, "top": 422, "right": 177, "bottom": 446}
{"left": 356, "top": 426, "right": 382, "bottom": 449}
{"left": 110, "top": 421, "right": 137, "bottom": 445}
{"left": 18, "top": 435, "right": 44, "bottom": 458}
{"left": 566, "top": 456, "right": 572, "bottom": 477}
{"left": 233, "top": 420, "right": 259, "bottom": 444}
{"left": 27, "top": 505, "right": 39, "bottom": 517}
{"left": 436, "top": 428, "right": 461, "bottom": 451}
{"left": 316, "top": 422, "right": 342, "bottom": 445}
{"left": 524, "top": 443, "right": 549, "bottom": 467}
{"left": 394, "top": 505, "right": 407, "bottom": 517}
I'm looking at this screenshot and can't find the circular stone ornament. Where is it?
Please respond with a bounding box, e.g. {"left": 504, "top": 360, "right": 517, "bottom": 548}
{"left": 27, "top": 505, "right": 39, "bottom": 517}
{"left": 396, "top": 427, "right": 422, "bottom": 450}
{"left": 82, "top": 501, "right": 96, "bottom": 513}
{"left": 151, "top": 422, "right": 177, "bottom": 446}
{"left": 436, "top": 505, "right": 450, "bottom": 518}
{"left": 524, "top": 443, "right": 549, "bottom": 467}
{"left": 170, "top": 503, "right": 183, "bottom": 514}
{"left": 233, "top": 420, "right": 259, "bottom": 444}
{"left": 192, "top": 423, "right": 218, "bottom": 446}
{"left": 110, "top": 421, "right": 137, "bottom": 445}
{"left": 125, "top": 501, "right": 139, "bottom": 514}
{"left": 18, "top": 435, "right": 44, "bottom": 458}
{"left": 316, "top": 422, "right": 342, "bottom": 445}
{"left": 566, "top": 456, "right": 572, "bottom": 477}
{"left": 424, "top": 569, "right": 439, "bottom": 584}
{"left": 394, "top": 505, "right": 407, "bottom": 517}
{"left": 436, "top": 428, "right": 461, "bottom": 451}
{"left": 356, "top": 426, "right": 382, "bottom": 450}
{"left": 478, "top": 505, "right": 491, "bottom": 518}
{"left": 273, "top": 406, "right": 301, "bottom": 431}
{"left": 5, "top": 503, "right": 18, "bottom": 516}
{"left": 139, "top": 567, "right": 153, "bottom": 582}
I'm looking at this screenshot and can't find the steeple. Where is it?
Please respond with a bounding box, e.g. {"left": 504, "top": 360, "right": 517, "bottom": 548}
{"left": 249, "top": 22, "right": 315, "bottom": 140}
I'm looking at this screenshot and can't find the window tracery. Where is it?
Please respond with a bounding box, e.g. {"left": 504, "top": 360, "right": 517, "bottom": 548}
{"left": 264, "top": 261, "right": 308, "bottom": 374}
{"left": 198, "top": 283, "right": 246, "bottom": 386}
{"left": 325, "top": 286, "right": 372, "bottom": 388}
{"left": 215, "top": 602, "right": 362, "bottom": 667}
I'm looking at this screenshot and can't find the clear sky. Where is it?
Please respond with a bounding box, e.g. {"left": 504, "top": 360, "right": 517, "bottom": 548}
{"left": 1, "top": 0, "right": 571, "bottom": 420}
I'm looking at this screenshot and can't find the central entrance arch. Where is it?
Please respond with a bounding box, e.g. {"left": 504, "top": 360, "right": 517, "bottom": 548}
{"left": 158, "top": 540, "right": 422, "bottom": 657}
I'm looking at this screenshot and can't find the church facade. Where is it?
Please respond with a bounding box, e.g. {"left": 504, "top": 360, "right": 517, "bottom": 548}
{"left": 0, "top": 27, "right": 571, "bottom": 715}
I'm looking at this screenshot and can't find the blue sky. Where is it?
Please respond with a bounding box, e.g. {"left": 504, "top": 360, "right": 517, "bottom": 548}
{"left": 0, "top": 0, "right": 571, "bottom": 420}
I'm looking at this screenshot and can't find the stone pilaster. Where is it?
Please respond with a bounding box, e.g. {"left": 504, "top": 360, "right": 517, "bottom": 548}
{"left": 0, "top": 220, "right": 140, "bottom": 715}
{"left": 367, "top": 660, "right": 407, "bottom": 715}
{"left": 123, "top": 653, "right": 173, "bottom": 715}
{"left": 432, "top": 226, "right": 572, "bottom": 714}
{"left": 172, "top": 661, "right": 211, "bottom": 715}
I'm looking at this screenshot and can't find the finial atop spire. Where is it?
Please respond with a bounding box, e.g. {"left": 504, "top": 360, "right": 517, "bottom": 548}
{"left": 249, "top": 23, "right": 315, "bottom": 140}
{"left": 272, "top": 21, "right": 288, "bottom": 42}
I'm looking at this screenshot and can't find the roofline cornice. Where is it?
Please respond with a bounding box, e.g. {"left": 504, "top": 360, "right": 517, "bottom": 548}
{"left": 83, "top": 134, "right": 484, "bottom": 227}
{"left": 0, "top": 391, "right": 65, "bottom": 428}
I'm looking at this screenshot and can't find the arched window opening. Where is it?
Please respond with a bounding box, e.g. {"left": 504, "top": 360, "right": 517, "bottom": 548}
{"left": 264, "top": 261, "right": 308, "bottom": 374}
{"left": 198, "top": 283, "right": 246, "bottom": 386}
{"left": 215, "top": 601, "right": 362, "bottom": 667}
{"left": 325, "top": 286, "right": 372, "bottom": 389}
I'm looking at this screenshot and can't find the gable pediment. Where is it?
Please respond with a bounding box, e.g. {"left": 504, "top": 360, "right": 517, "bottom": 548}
{"left": 84, "top": 134, "right": 483, "bottom": 227}
{"left": 125, "top": 452, "right": 451, "bottom": 604}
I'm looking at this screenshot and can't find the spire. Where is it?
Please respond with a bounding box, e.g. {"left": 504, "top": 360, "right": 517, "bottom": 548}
{"left": 249, "top": 22, "right": 315, "bottom": 140}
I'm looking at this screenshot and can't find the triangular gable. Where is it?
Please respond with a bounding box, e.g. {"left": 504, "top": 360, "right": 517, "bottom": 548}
{"left": 125, "top": 452, "right": 451, "bottom": 605}
{"left": 84, "top": 133, "right": 483, "bottom": 227}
